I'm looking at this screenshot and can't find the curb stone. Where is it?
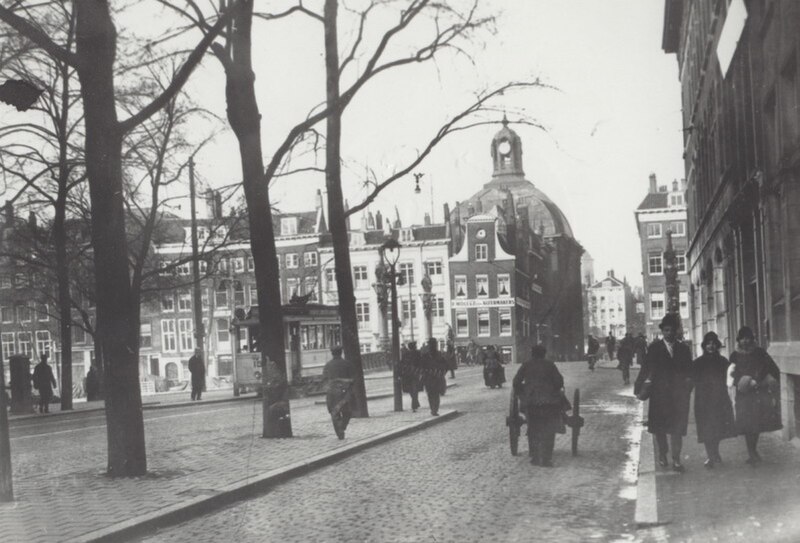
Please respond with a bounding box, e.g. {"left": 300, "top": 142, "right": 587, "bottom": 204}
{"left": 634, "top": 399, "right": 661, "bottom": 528}
{"left": 65, "top": 409, "right": 460, "bottom": 543}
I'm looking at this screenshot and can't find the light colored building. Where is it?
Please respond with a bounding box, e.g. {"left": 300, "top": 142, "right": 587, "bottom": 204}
{"left": 586, "top": 270, "right": 633, "bottom": 338}
{"left": 634, "top": 174, "right": 691, "bottom": 342}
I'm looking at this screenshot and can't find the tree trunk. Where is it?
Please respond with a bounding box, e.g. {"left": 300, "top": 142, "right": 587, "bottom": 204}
{"left": 54, "top": 185, "right": 72, "bottom": 411}
{"left": 324, "top": 0, "right": 368, "bottom": 417}
{"left": 74, "top": 2, "right": 146, "bottom": 476}
{"left": 224, "top": 0, "right": 291, "bottom": 437}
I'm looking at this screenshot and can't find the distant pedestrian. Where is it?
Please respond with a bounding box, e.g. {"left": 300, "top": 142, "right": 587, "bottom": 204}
{"left": 32, "top": 354, "right": 57, "bottom": 414}
{"left": 634, "top": 314, "right": 693, "bottom": 472}
{"left": 188, "top": 350, "right": 205, "bottom": 401}
{"left": 513, "top": 344, "right": 565, "bottom": 467}
{"left": 482, "top": 344, "right": 506, "bottom": 388}
{"left": 634, "top": 333, "right": 648, "bottom": 367}
{"left": 605, "top": 333, "right": 617, "bottom": 362}
{"left": 446, "top": 337, "right": 456, "bottom": 379}
{"left": 85, "top": 365, "right": 100, "bottom": 402}
{"left": 693, "top": 332, "right": 735, "bottom": 468}
{"left": 586, "top": 335, "right": 600, "bottom": 371}
{"left": 421, "top": 338, "right": 448, "bottom": 416}
{"left": 618, "top": 333, "right": 635, "bottom": 385}
{"left": 323, "top": 345, "right": 356, "bottom": 439}
{"left": 730, "top": 326, "right": 781, "bottom": 465}
{"left": 400, "top": 341, "right": 422, "bottom": 412}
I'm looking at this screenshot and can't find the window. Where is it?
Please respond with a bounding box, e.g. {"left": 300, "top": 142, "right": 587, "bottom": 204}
{"left": 304, "top": 252, "right": 318, "bottom": 267}
{"left": 425, "top": 260, "right": 443, "bottom": 282}
{"left": 34, "top": 331, "right": 50, "bottom": 356}
{"left": 402, "top": 299, "right": 416, "bottom": 322}
{"left": 671, "top": 221, "right": 686, "bottom": 237}
{"left": 646, "top": 223, "right": 662, "bottom": 238}
{"left": 356, "top": 302, "right": 370, "bottom": 330}
{"left": 17, "top": 305, "right": 31, "bottom": 323}
{"left": 161, "top": 320, "right": 177, "bottom": 352}
{"left": 72, "top": 325, "right": 85, "bottom": 344}
{"left": 247, "top": 257, "right": 255, "bottom": 272}
{"left": 456, "top": 311, "right": 469, "bottom": 337}
{"left": 199, "top": 260, "right": 208, "bottom": 274}
{"left": 676, "top": 253, "right": 687, "bottom": 273}
{"left": 217, "top": 318, "right": 230, "bottom": 344}
{"left": 0, "top": 275, "right": 10, "bottom": 288}
{"left": 650, "top": 292, "right": 665, "bottom": 320}
{"left": 176, "top": 262, "right": 191, "bottom": 276}
{"left": 249, "top": 285, "right": 258, "bottom": 306}
{"left": 233, "top": 281, "right": 245, "bottom": 307}
{"left": 201, "top": 288, "right": 209, "bottom": 309}
{"left": 286, "top": 253, "right": 299, "bottom": 269}
{"left": 399, "top": 263, "right": 414, "bottom": 286}
{"left": 37, "top": 303, "right": 49, "bottom": 322}
{"left": 648, "top": 252, "right": 663, "bottom": 275}
{"left": 178, "top": 318, "right": 193, "bottom": 351}
{"left": 325, "top": 268, "right": 337, "bottom": 291}
{"left": 475, "top": 243, "right": 488, "bottom": 261}
{"left": 304, "top": 278, "right": 317, "bottom": 301}
{"left": 218, "top": 258, "right": 229, "bottom": 273}
{"left": 454, "top": 275, "right": 467, "bottom": 298}
{"left": 232, "top": 257, "right": 244, "bottom": 273}
{"left": 286, "top": 278, "right": 300, "bottom": 301}
{"left": 433, "top": 297, "right": 445, "bottom": 324}
{"left": 1, "top": 333, "right": 14, "bottom": 358}
{"left": 475, "top": 275, "right": 489, "bottom": 298}
{"left": 17, "top": 332, "right": 32, "bottom": 356}
{"left": 0, "top": 307, "right": 11, "bottom": 323}
{"left": 162, "top": 295, "right": 175, "bottom": 312}
{"left": 670, "top": 193, "right": 684, "bottom": 206}
{"left": 499, "top": 309, "right": 512, "bottom": 335}
{"left": 360, "top": 343, "right": 372, "bottom": 353}
{"left": 497, "top": 274, "right": 511, "bottom": 297}
{"left": 478, "top": 310, "right": 490, "bottom": 336}
{"left": 14, "top": 273, "right": 27, "bottom": 288}
{"left": 140, "top": 323, "right": 152, "bottom": 348}
{"left": 178, "top": 291, "right": 192, "bottom": 312}
{"left": 215, "top": 282, "right": 228, "bottom": 308}
{"left": 400, "top": 228, "right": 414, "bottom": 242}
{"left": 353, "top": 265, "right": 369, "bottom": 288}
{"left": 280, "top": 217, "right": 298, "bottom": 236}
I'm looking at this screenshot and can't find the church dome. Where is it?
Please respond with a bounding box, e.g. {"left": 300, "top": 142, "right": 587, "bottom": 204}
{"left": 456, "top": 119, "right": 575, "bottom": 239}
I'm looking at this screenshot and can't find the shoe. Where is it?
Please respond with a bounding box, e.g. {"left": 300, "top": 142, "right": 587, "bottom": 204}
{"left": 714, "top": 454, "right": 723, "bottom": 464}
{"left": 431, "top": 411, "right": 439, "bottom": 416}
{"left": 657, "top": 454, "right": 669, "bottom": 468}
{"left": 412, "top": 408, "right": 417, "bottom": 413}
{"left": 672, "top": 461, "right": 685, "bottom": 473}
{"left": 703, "top": 459, "right": 714, "bottom": 469}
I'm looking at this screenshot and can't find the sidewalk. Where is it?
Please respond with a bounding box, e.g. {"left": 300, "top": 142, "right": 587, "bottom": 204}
{"left": 0, "top": 373, "right": 471, "bottom": 543}
{"left": 636, "top": 407, "right": 800, "bottom": 541}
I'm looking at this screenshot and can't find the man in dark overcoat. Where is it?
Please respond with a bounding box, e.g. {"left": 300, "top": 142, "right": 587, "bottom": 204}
{"left": 634, "top": 314, "right": 693, "bottom": 472}
{"left": 605, "top": 332, "right": 617, "bottom": 362}
{"left": 85, "top": 365, "right": 100, "bottom": 401}
{"left": 188, "top": 349, "right": 206, "bottom": 401}
{"left": 421, "top": 338, "right": 448, "bottom": 416}
{"left": 323, "top": 345, "right": 356, "bottom": 439}
{"left": 513, "top": 344, "right": 565, "bottom": 467}
{"left": 618, "top": 333, "right": 635, "bottom": 385}
{"left": 399, "top": 341, "right": 422, "bottom": 412}
{"left": 32, "top": 354, "right": 57, "bottom": 414}
{"left": 634, "top": 333, "right": 648, "bottom": 366}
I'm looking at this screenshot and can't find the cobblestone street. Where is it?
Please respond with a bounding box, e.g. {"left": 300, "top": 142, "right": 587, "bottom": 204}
{"left": 138, "top": 363, "right": 643, "bottom": 543}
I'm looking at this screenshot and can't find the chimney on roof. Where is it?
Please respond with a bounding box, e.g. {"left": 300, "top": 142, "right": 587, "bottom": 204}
{"left": 367, "top": 211, "right": 375, "bottom": 230}
{"left": 214, "top": 191, "right": 222, "bottom": 218}
{"left": 424, "top": 213, "right": 431, "bottom": 226}
{"left": 649, "top": 173, "right": 657, "bottom": 194}
{"left": 608, "top": 269, "right": 615, "bottom": 278}
{"left": 443, "top": 203, "right": 450, "bottom": 223}
{"left": 375, "top": 210, "right": 383, "bottom": 231}
{"left": 672, "top": 179, "right": 679, "bottom": 192}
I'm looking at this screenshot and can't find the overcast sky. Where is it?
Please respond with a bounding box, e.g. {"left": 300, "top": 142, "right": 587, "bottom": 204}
{"left": 180, "top": 0, "right": 686, "bottom": 288}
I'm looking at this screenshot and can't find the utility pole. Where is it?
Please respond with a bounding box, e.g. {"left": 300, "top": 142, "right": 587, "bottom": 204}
{"left": 189, "top": 158, "right": 205, "bottom": 371}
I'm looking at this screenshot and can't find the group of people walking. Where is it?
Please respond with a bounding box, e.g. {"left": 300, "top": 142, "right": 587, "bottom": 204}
{"left": 635, "top": 313, "right": 782, "bottom": 470}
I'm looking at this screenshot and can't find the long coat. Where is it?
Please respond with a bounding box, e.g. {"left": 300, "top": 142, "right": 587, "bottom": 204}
{"left": 323, "top": 356, "right": 356, "bottom": 414}
{"left": 693, "top": 352, "right": 735, "bottom": 443}
{"left": 421, "top": 350, "right": 448, "bottom": 395}
{"left": 730, "top": 347, "right": 781, "bottom": 434}
{"left": 32, "top": 362, "right": 57, "bottom": 401}
{"left": 636, "top": 340, "right": 693, "bottom": 436}
{"left": 188, "top": 355, "right": 205, "bottom": 388}
{"left": 399, "top": 348, "right": 422, "bottom": 394}
{"left": 513, "top": 359, "right": 565, "bottom": 434}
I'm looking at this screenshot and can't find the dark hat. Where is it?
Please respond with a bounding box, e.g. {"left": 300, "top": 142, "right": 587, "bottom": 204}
{"left": 736, "top": 326, "right": 755, "bottom": 341}
{"left": 702, "top": 331, "right": 722, "bottom": 349}
{"left": 659, "top": 313, "right": 680, "bottom": 330}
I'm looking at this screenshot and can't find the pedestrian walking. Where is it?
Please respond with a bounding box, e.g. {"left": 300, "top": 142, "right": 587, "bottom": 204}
{"left": 729, "top": 326, "right": 781, "bottom": 465}
{"left": 634, "top": 333, "right": 648, "bottom": 367}
{"left": 421, "top": 338, "right": 448, "bottom": 416}
{"left": 188, "top": 349, "right": 206, "bottom": 401}
{"left": 31, "top": 354, "right": 57, "bottom": 414}
{"left": 446, "top": 338, "right": 457, "bottom": 379}
{"left": 323, "top": 345, "right": 356, "bottom": 439}
{"left": 634, "top": 314, "right": 693, "bottom": 472}
{"left": 400, "top": 341, "right": 422, "bottom": 412}
{"left": 482, "top": 344, "right": 506, "bottom": 388}
{"left": 618, "top": 333, "right": 635, "bottom": 385}
{"left": 84, "top": 365, "right": 100, "bottom": 401}
{"left": 693, "top": 331, "right": 735, "bottom": 468}
{"left": 512, "top": 344, "right": 565, "bottom": 467}
{"left": 586, "top": 335, "right": 600, "bottom": 371}
{"left": 605, "top": 332, "right": 617, "bottom": 362}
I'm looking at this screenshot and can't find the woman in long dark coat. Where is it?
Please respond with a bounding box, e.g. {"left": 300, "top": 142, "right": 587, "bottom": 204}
{"left": 693, "top": 331, "right": 735, "bottom": 468}
{"left": 634, "top": 314, "right": 693, "bottom": 472}
{"left": 730, "top": 326, "right": 781, "bottom": 464}
{"left": 513, "top": 344, "right": 565, "bottom": 467}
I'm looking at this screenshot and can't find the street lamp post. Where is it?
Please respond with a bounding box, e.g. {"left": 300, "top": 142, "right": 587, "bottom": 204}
{"left": 379, "top": 238, "right": 403, "bottom": 412}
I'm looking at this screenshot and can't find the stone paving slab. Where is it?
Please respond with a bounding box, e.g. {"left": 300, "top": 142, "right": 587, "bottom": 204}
{"left": 636, "top": 396, "right": 800, "bottom": 541}
{"left": 1, "top": 369, "right": 480, "bottom": 543}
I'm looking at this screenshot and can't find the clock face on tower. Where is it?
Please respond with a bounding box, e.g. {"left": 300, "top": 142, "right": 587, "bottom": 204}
{"left": 498, "top": 139, "right": 512, "bottom": 156}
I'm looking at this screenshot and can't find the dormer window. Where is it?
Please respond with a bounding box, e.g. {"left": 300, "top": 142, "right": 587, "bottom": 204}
{"left": 475, "top": 243, "right": 488, "bottom": 261}
{"left": 281, "top": 217, "right": 298, "bottom": 236}
{"left": 669, "top": 193, "right": 684, "bottom": 206}
{"left": 399, "top": 228, "right": 413, "bottom": 242}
